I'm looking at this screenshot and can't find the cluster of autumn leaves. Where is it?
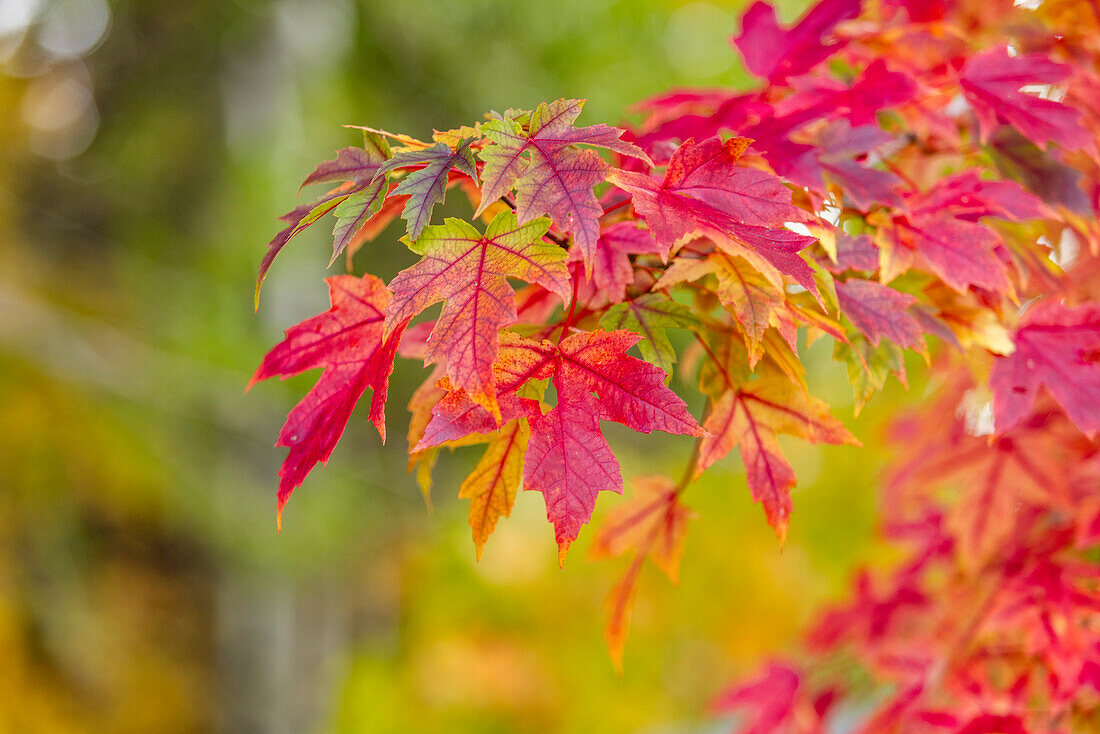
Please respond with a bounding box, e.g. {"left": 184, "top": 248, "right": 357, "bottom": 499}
{"left": 253, "top": 0, "right": 1100, "bottom": 708}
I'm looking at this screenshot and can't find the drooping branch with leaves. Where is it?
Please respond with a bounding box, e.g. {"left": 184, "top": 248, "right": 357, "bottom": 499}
{"left": 252, "top": 0, "right": 1100, "bottom": 728}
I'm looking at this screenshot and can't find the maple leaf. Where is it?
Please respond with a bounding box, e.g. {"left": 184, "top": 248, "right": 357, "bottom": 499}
{"left": 250, "top": 274, "right": 406, "bottom": 526}
{"left": 960, "top": 46, "right": 1091, "bottom": 151}
{"left": 610, "top": 137, "right": 809, "bottom": 252}
{"left": 256, "top": 134, "right": 392, "bottom": 305}
{"left": 659, "top": 251, "right": 785, "bottom": 358}
{"left": 916, "top": 170, "right": 1050, "bottom": 223}
{"left": 371, "top": 138, "right": 477, "bottom": 241}
{"left": 774, "top": 59, "right": 918, "bottom": 128}
{"left": 711, "top": 663, "right": 822, "bottom": 734}
{"left": 599, "top": 293, "right": 698, "bottom": 376}
{"left": 489, "top": 330, "right": 704, "bottom": 559}
{"left": 460, "top": 418, "right": 530, "bottom": 560}
{"left": 835, "top": 278, "right": 924, "bottom": 351}
{"left": 991, "top": 300, "right": 1100, "bottom": 435}
{"left": 524, "top": 379, "right": 624, "bottom": 564}
{"left": 567, "top": 221, "right": 660, "bottom": 305}
{"left": 882, "top": 211, "right": 1011, "bottom": 295}
{"left": 475, "top": 98, "right": 651, "bottom": 271}
{"left": 813, "top": 121, "right": 902, "bottom": 209}
{"left": 384, "top": 211, "right": 570, "bottom": 421}
{"left": 609, "top": 137, "right": 819, "bottom": 293}
{"left": 732, "top": 0, "right": 861, "bottom": 83}
{"left": 697, "top": 377, "right": 858, "bottom": 541}
{"left": 590, "top": 474, "right": 695, "bottom": 666}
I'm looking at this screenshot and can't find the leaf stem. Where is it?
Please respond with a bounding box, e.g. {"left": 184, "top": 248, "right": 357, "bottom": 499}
{"left": 601, "top": 198, "right": 631, "bottom": 217}
{"left": 557, "top": 274, "right": 582, "bottom": 344}
{"left": 677, "top": 425, "right": 705, "bottom": 493}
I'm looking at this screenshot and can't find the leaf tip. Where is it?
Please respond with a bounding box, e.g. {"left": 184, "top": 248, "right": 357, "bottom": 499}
{"left": 557, "top": 540, "right": 572, "bottom": 569}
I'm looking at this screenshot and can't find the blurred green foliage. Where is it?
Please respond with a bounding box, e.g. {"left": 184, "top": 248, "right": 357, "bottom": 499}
{"left": 0, "top": 0, "right": 913, "bottom": 732}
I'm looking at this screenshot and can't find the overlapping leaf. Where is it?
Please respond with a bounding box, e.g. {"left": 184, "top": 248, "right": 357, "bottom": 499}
{"left": 697, "top": 377, "right": 858, "bottom": 541}
{"left": 458, "top": 330, "right": 708, "bottom": 559}
{"left": 960, "top": 46, "right": 1091, "bottom": 151}
{"left": 256, "top": 134, "right": 392, "bottom": 304}
{"left": 384, "top": 211, "right": 570, "bottom": 420}
{"left": 475, "top": 98, "right": 651, "bottom": 270}
{"left": 733, "top": 0, "right": 861, "bottom": 83}
{"left": 835, "top": 278, "right": 924, "bottom": 351}
{"left": 991, "top": 300, "right": 1100, "bottom": 435}
{"left": 568, "top": 221, "right": 660, "bottom": 304}
{"left": 372, "top": 138, "right": 477, "bottom": 241}
{"left": 608, "top": 136, "right": 819, "bottom": 293}
{"left": 249, "top": 274, "right": 406, "bottom": 525}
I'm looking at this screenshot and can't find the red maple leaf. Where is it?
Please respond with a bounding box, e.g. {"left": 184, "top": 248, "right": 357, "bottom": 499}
{"left": 960, "top": 46, "right": 1091, "bottom": 151}
{"left": 384, "top": 211, "right": 570, "bottom": 421}
{"left": 697, "top": 377, "right": 858, "bottom": 541}
{"left": 491, "top": 330, "right": 707, "bottom": 559}
{"left": 732, "top": 0, "right": 861, "bottom": 83}
{"left": 566, "top": 221, "right": 660, "bottom": 305}
{"left": 775, "top": 59, "right": 918, "bottom": 127}
{"left": 250, "top": 274, "right": 407, "bottom": 526}
{"left": 835, "top": 278, "right": 924, "bottom": 351}
{"left": 609, "top": 137, "right": 819, "bottom": 292}
{"left": 991, "top": 300, "right": 1100, "bottom": 435}
{"left": 475, "top": 98, "right": 651, "bottom": 271}
{"left": 884, "top": 211, "right": 1011, "bottom": 294}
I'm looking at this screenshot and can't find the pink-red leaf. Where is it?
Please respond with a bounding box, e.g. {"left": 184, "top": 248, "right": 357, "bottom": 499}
{"left": 609, "top": 136, "right": 816, "bottom": 289}
{"left": 384, "top": 211, "right": 570, "bottom": 420}
{"left": 835, "top": 278, "right": 924, "bottom": 350}
{"left": 960, "top": 46, "right": 1091, "bottom": 151}
{"left": 567, "top": 221, "right": 660, "bottom": 304}
{"left": 476, "top": 99, "right": 651, "bottom": 271}
{"left": 250, "top": 274, "right": 406, "bottom": 525}
{"left": 697, "top": 378, "right": 858, "bottom": 541}
{"left": 492, "top": 330, "right": 704, "bottom": 558}
{"left": 733, "top": 0, "right": 860, "bottom": 83}
{"left": 991, "top": 300, "right": 1100, "bottom": 435}
{"left": 524, "top": 380, "right": 622, "bottom": 564}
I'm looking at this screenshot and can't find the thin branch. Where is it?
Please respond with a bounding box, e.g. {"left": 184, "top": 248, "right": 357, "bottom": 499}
{"left": 499, "top": 196, "right": 570, "bottom": 247}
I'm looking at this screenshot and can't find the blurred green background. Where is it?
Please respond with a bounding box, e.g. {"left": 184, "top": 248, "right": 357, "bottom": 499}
{"left": 0, "top": 1, "right": 915, "bottom": 732}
